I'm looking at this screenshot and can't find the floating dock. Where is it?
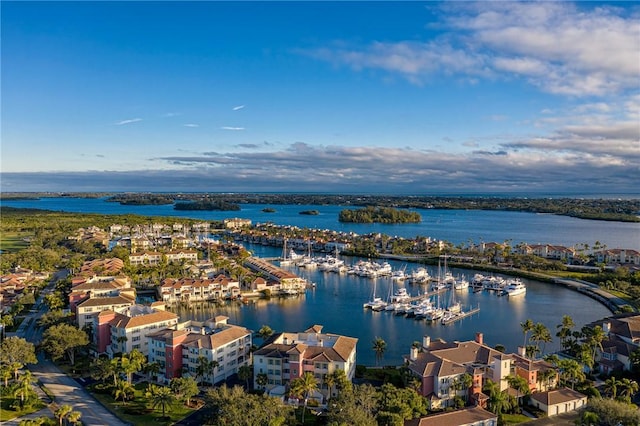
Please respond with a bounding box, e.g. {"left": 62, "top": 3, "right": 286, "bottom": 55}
{"left": 441, "top": 306, "right": 481, "bottom": 325}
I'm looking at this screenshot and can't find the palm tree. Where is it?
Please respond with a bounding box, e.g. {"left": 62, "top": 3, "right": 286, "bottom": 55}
{"left": 66, "top": 410, "right": 82, "bottom": 426}
{"left": 556, "top": 315, "right": 575, "bottom": 352}
{"left": 457, "top": 373, "right": 473, "bottom": 402}
{"left": 531, "top": 322, "right": 552, "bottom": 357}
{"left": 521, "top": 319, "right": 534, "bottom": 352}
{"left": 14, "top": 370, "right": 36, "bottom": 406}
{"left": 120, "top": 349, "right": 146, "bottom": 384}
{"left": 149, "top": 385, "right": 175, "bottom": 418}
{"left": 324, "top": 371, "right": 337, "bottom": 399}
{"left": 113, "top": 379, "right": 134, "bottom": 404}
{"left": 372, "top": 336, "right": 387, "bottom": 367}
{"left": 144, "top": 361, "right": 161, "bottom": 384}
{"left": 604, "top": 376, "right": 620, "bottom": 398}
{"left": 557, "top": 359, "right": 584, "bottom": 390}
{"left": 54, "top": 404, "right": 72, "bottom": 426}
{"left": 506, "top": 375, "right": 530, "bottom": 406}
{"left": 195, "top": 356, "right": 218, "bottom": 385}
{"left": 290, "top": 372, "right": 318, "bottom": 423}
{"left": 618, "top": 378, "right": 639, "bottom": 402}
{"left": 238, "top": 364, "right": 252, "bottom": 389}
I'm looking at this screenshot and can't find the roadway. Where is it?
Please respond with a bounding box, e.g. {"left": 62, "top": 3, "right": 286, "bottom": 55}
{"left": 7, "top": 269, "right": 130, "bottom": 426}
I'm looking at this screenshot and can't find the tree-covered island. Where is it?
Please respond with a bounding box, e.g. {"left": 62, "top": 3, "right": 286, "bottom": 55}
{"left": 298, "top": 210, "right": 319, "bottom": 215}
{"left": 2, "top": 192, "right": 639, "bottom": 222}
{"left": 339, "top": 206, "right": 422, "bottom": 223}
{"left": 174, "top": 200, "right": 240, "bottom": 211}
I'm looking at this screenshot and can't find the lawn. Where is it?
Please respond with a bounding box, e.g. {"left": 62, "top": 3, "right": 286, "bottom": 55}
{"left": 0, "top": 397, "right": 46, "bottom": 422}
{"left": 89, "top": 383, "right": 196, "bottom": 426}
{"left": 502, "top": 413, "right": 534, "bottom": 424}
{"left": 0, "top": 231, "right": 31, "bottom": 253}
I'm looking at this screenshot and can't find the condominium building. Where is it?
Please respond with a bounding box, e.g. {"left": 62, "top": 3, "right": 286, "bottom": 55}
{"left": 252, "top": 325, "right": 357, "bottom": 397}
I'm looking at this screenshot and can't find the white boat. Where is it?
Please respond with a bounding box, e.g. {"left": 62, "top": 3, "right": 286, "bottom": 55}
{"left": 407, "top": 267, "right": 430, "bottom": 284}
{"left": 504, "top": 279, "right": 526, "bottom": 296}
{"left": 454, "top": 276, "right": 469, "bottom": 290}
{"left": 391, "top": 269, "right": 406, "bottom": 281}
{"left": 391, "top": 287, "right": 411, "bottom": 303}
{"left": 280, "top": 239, "right": 297, "bottom": 266}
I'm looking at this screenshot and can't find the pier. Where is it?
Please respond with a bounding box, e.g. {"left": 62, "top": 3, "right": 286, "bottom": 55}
{"left": 441, "top": 306, "right": 481, "bottom": 325}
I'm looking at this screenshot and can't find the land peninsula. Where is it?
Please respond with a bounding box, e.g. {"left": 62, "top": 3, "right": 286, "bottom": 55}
{"left": 1, "top": 192, "right": 639, "bottom": 222}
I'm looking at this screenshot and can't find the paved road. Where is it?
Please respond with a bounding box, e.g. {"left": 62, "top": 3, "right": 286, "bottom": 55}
{"left": 7, "top": 270, "right": 130, "bottom": 426}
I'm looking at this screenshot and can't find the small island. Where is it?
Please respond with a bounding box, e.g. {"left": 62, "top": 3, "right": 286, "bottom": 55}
{"left": 339, "top": 206, "right": 421, "bottom": 223}
{"left": 262, "top": 208, "right": 277, "bottom": 213}
{"left": 174, "top": 200, "right": 240, "bottom": 211}
{"left": 106, "top": 194, "right": 175, "bottom": 205}
{"left": 299, "top": 210, "right": 320, "bottom": 215}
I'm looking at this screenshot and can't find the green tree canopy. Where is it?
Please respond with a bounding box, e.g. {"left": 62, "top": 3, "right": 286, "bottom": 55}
{"left": 0, "top": 336, "right": 37, "bottom": 380}
{"left": 41, "top": 323, "right": 88, "bottom": 365}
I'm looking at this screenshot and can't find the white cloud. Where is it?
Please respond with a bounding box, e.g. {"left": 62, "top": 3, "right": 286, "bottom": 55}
{"left": 114, "top": 118, "right": 142, "bottom": 125}
{"left": 302, "top": 2, "right": 639, "bottom": 96}
{"left": 232, "top": 105, "right": 246, "bottom": 111}
{"left": 221, "top": 126, "right": 245, "bottom": 131}
{"left": 183, "top": 123, "right": 199, "bottom": 128}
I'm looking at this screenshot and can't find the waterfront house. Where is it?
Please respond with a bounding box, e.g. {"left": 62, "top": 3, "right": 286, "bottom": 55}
{"left": 593, "top": 249, "right": 640, "bottom": 266}
{"left": 158, "top": 275, "right": 240, "bottom": 304}
{"left": 243, "top": 257, "right": 307, "bottom": 293}
{"left": 252, "top": 325, "right": 357, "bottom": 398}
{"left": 94, "top": 303, "right": 179, "bottom": 356}
{"left": 165, "top": 250, "right": 198, "bottom": 263}
{"left": 404, "top": 406, "right": 497, "bottom": 426}
{"left": 146, "top": 316, "right": 252, "bottom": 385}
{"left": 588, "top": 313, "right": 640, "bottom": 373}
{"left": 224, "top": 218, "right": 252, "bottom": 229}
{"left": 404, "top": 333, "right": 558, "bottom": 409}
{"left": 529, "top": 388, "right": 587, "bottom": 417}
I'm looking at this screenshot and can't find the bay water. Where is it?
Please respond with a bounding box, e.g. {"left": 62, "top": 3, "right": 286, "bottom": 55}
{"left": 1, "top": 196, "right": 627, "bottom": 366}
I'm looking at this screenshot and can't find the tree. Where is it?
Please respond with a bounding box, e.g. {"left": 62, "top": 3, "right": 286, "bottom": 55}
{"left": 604, "top": 376, "right": 620, "bottom": 399}
{"left": 506, "top": 375, "right": 530, "bottom": 407}
{"left": 0, "top": 336, "right": 37, "bottom": 380}
{"left": 113, "top": 379, "right": 134, "bottom": 404}
{"left": 257, "top": 325, "right": 273, "bottom": 343}
{"left": 170, "top": 376, "right": 199, "bottom": 406}
{"left": 256, "top": 373, "right": 268, "bottom": 390}
{"left": 120, "top": 349, "right": 146, "bottom": 384}
{"left": 144, "top": 361, "right": 161, "bottom": 384}
{"left": 372, "top": 336, "right": 387, "bottom": 367}
{"left": 67, "top": 410, "right": 82, "bottom": 426}
{"left": 195, "top": 356, "right": 218, "bottom": 385}
{"left": 556, "top": 315, "right": 575, "bottom": 352}
{"left": 531, "top": 322, "right": 552, "bottom": 357}
{"left": 13, "top": 370, "right": 37, "bottom": 407}
{"left": 520, "top": 319, "right": 534, "bottom": 353}
{"left": 238, "top": 364, "right": 252, "bottom": 389}
{"left": 583, "top": 397, "right": 640, "bottom": 426}
{"left": 41, "top": 324, "right": 88, "bottom": 365}
{"left": 149, "top": 384, "right": 174, "bottom": 418}
{"left": 54, "top": 404, "right": 72, "bottom": 426}
{"left": 618, "top": 378, "right": 639, "bottom": 402}
{"left": 91, "top": 356, "right": 119, "bottom": 386}
{"left": 205, "top": 385, "right": 293, "bottom": 426}
{"left": 557, "top": 359, "right": 585, "bottom": 390}
{"left": 290, "top": 372, "right": 318, "bottom": 423}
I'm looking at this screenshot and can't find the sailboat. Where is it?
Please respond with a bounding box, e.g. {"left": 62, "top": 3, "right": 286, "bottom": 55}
{"left": 280, "top": 238, "right": 294, "bottom": 266}
{"left": 363, "top": 279, "right": 385, "bottom": 310}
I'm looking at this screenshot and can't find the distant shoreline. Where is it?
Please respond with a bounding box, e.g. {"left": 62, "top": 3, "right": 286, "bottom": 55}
{"left": 1, "top": 192, "right": 639, "bottom": 223}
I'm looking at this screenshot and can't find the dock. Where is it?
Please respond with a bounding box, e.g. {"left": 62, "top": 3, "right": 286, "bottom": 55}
{"left": 441, "top": 306, "right": 481, "bottom": 325}
{"left": 406, "top": 287, "right": 448, "bottom": 303}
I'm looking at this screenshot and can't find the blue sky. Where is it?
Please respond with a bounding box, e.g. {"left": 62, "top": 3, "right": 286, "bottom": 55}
{"left": 2, "top": 1, "right": 639, "bottom": 194}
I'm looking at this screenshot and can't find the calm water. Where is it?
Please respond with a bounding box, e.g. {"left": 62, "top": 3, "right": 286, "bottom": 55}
{"left": 0, "top": 197, "right": 624, "bottom": 366}
{"left": 2, "top": 197, "right": 639, "bottom": 249}
{"left": 171, "top": 244, "right": 611, "bottom": 367}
